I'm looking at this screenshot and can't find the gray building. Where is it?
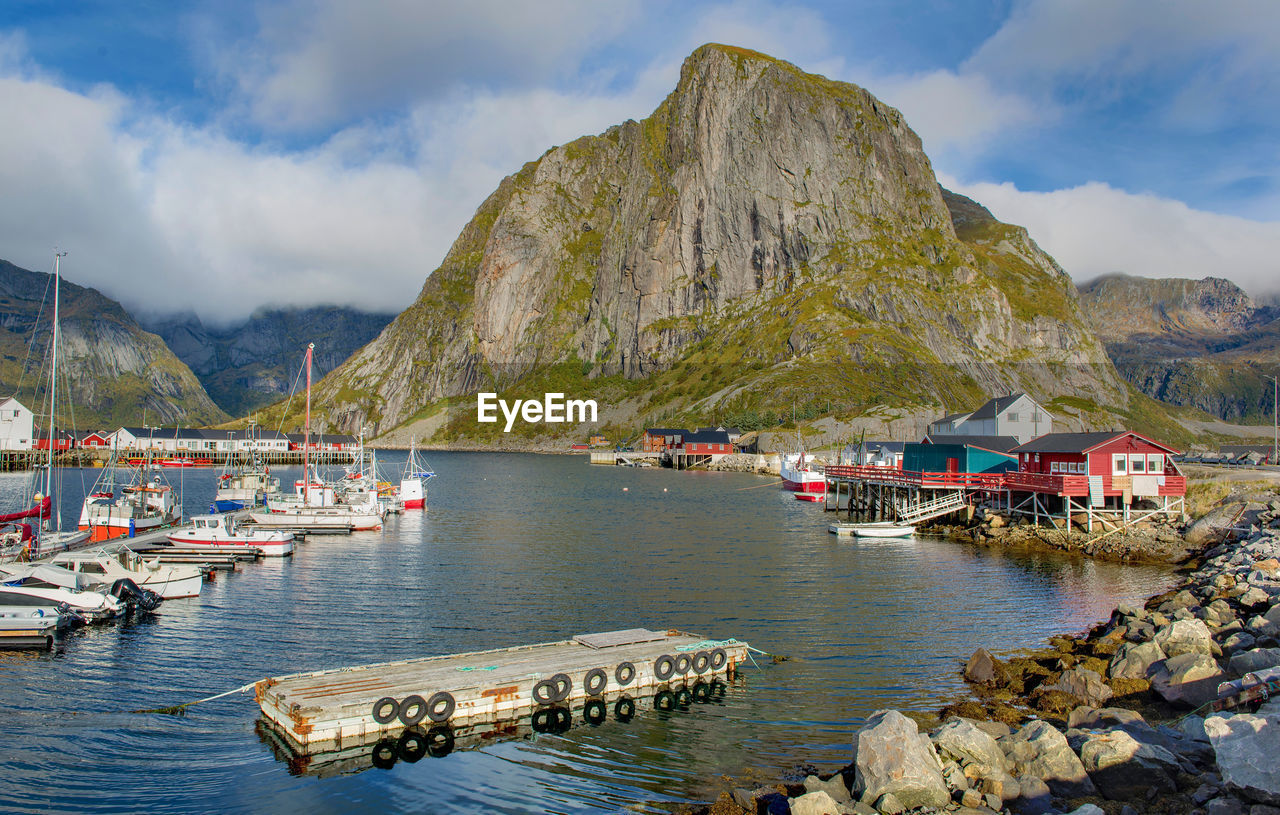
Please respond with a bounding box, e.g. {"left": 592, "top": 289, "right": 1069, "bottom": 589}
{"left": 927, "top": 393, "right": 1051, "bottom": 445}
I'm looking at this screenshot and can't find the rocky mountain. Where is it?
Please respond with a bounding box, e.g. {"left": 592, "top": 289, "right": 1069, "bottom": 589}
{"left": 1078, "top": 275, "right": 1280, "bottom": 423}
{"left": 295, "top": 44, "right": 1179, "bottom": 443}
{"left": 146, "top": 307, "right": 394, "bottom": 418}
{"left": 0, "top": 258, "right": 227, "bottom": 429}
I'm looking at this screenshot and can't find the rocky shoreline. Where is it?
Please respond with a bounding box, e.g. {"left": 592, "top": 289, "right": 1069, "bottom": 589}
{"left": 680, "top": 491, "right": 1280, "bottom": 815}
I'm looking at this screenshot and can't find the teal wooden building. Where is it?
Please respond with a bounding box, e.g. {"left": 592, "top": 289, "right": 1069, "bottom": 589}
{"left": 903, "top": 435, "right": 1019, "bottom": 474}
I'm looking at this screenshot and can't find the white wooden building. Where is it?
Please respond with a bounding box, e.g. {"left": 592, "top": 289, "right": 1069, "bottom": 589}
{"left": 0, "top": 397, "right": 36, "bottom": 450}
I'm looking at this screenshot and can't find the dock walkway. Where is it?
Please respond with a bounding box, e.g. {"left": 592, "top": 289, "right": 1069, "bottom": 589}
{"left": 257, "top": 628, "right": 748, "bottom": 755}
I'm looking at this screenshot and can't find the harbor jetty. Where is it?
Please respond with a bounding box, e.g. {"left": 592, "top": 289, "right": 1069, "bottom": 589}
{"left": 256, "top": 629, "right": 749, "bottom": 767}
{"left": 679, "top": 490, "right": 1280, "bottom": 815}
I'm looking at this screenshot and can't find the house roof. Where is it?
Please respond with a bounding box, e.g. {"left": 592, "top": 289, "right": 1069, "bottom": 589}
{"left": 682, "top": 429, "right": 732, "bottom": 445}
{"left": 869, "top": 441, "right": 906, "bottom": 454}
{"left": 967, "top": 393, "right": 1028, "bottom": 421}
{"left": 645, "top": 428, "right": 687, "bottom": 436}
{"left": 932, "top": 411, "right": 972, "bottom": 426}
{"left": 1011, "top": 431, "right": 1180, "bottom": 456}
{"left": 923, "top": 434, "right": 1021, "bottom": 454}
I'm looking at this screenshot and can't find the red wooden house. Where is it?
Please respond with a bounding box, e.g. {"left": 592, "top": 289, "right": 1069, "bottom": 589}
{"left": 642, "top": 428, "right": 686, "bottom": 453}
{"left": 78, "top": 431, "right": 111, "bottom": 449}
{"left": 33, "top": 429, "right": 76, "bottom": 451}
{"left": 678, "top": 429, "right": 734, "bottom": 455}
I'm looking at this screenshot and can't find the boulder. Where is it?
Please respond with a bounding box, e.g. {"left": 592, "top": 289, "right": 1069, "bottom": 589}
{"left": 932, "top": 718, "right": 1007, "bottom": 773}
{"left": 1224, "top": 632, "right": 1258, "bottom": 653}
{"left": 1148, "top": 653, "right": 1224, "bottom": 707}
{"left": 1042, "top": 667, "right": 1113, "bottom": 707}
{"left": 790, "top": 790, "right": 840, "bottom": 815}
{"left": 1001, "top": 720, "right": 1096, "bottom": 798}
{"left": 1065, "top": 806, "right": 1106, "bottom": 815}
{"left": 1229, "top": 648, "right": 1280, "bottom": 676}
{"left": 1012, "top": 775, "right": 1053, "bottom": 814}
{"left": 964, "top": 648, "right": 1000, "bottom": 685}
{"left": 1077, "top": 729, "right": 1179, "bottom": 799}
{"left": 1154, "top": 618, "right": 1215, "bottom": 657}
{"left": 873, "top": 792, "right": 903, "bottom": 814}
{"left": 1239, "top": 587, "right": 1271, "bottom": 608}
{"left": 803, "top": 774, "right": 853, "bottom": 805}
{"left": 1110, "top": 640, "right": 1166, "bottom": 680}
{"left": 1205, "top": 714, "right": 1280, "bottom": 805}
{"left": 851, "top": 710, "right": 950, "bottom": 810}
{"left": 1067, "top": 707, "right": 1146, "bottom": 729}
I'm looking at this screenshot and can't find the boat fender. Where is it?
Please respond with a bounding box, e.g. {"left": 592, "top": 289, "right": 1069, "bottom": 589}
{"left": 425, "top": 691, "right": 455, "bottom": 723}
{"left": 614, "top": 661, "right": 636, "bottom": 686}
{"left": 709, "top": 648, "right": 728, "bottom": 671}
{"left": 397, "top": 730, "right": 428, "bottom": 763}
{"left": 613, "top": 696, "right": 635, "bottom": 723}
{"left": 370, "top": 738, "right": 398, "bottom": 769}
{"left": 371, "top": 696, "right": 399, "bottom": 724}
{"left": 583, "top": 698, "right": 606, "bottom": 726}
{"left": 425, "top": 725, "right": 454, "bottom": 758}
{"left": 533, "top": 674, "right": 571, "bottom": 705}
{"left": 692, "top": 650, "right": 711, "bottom": 674}
{"left": 653, "top": 654, "right": 677, "bottom": 681}
{"left": 398, "top": 694, "right": 427, "bottom": 726}
{"left": 584, "top": 668, "right": 608, "bottom": 696}
{"left": 691, "top": 682, "right": 710, "bottom": 703}
{"left": 674, "top": 654, "right": 692, "bottom": 675}
{"left": 676, "top": 688, "right": 693, "bottom": 708}
{"left": 653, "top": 690, "right": 676, "bottom": 711}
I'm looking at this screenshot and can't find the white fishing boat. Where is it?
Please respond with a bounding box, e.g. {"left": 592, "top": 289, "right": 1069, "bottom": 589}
{"left": 781, "top": 451, "right": 825, "bottom": 494}
{"left": 50, "top": 548, "right": 204, "bottom": 599}
{"left": 167, "top": 515, "right": 295, "bottom": 557}
{"left": 399, "top": 437, "right": 434, "bottom": 510}
{"left": 79, "top": 463, "right": 180, "bottom": 542}
{"left": 247, "top": 344, "right": 382, "bottom": 533}
{"left": 211, "top": 426, "right": 280, "bottom": 513}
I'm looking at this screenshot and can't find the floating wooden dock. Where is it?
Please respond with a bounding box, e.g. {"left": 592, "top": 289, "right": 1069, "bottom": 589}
{"left": 256, "top": 628, "right": 749, "bottom": 755}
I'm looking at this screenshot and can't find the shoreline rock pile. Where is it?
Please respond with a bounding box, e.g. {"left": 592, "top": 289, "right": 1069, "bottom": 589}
{"left": 683, "top": 496, "right": 1280, "bottom": 815}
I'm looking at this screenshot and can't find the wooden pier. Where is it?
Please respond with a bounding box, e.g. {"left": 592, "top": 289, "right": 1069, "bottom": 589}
{"left": 256, "top": 628, "right": 749, "bottom": 756}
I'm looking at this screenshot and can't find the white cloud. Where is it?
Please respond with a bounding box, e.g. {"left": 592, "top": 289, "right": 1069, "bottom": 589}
{"left": 230, "top": 0, "right": 645, "bottom": 132}
{"left": 941, "top": 175, "right": 1280, "bottom": 296}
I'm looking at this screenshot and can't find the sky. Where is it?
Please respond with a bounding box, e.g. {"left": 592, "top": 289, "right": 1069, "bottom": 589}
{"left": 1, "top": 0, "right": 1277, "bottom": 323}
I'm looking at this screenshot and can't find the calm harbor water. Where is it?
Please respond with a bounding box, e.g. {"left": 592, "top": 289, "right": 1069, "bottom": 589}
{"left": 0, "top": 452, "right": 1176, "bottom": 814}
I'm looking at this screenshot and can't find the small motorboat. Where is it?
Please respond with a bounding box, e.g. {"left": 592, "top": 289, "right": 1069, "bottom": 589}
{"left": 50, "top": 548, "right": 204, "bottom": 599}
{"left": 828, "top": 521, "right": 916, "bottom": 538}
{"left": 0, "top": 564, "right": 131, "bottom": 620}
{"left": 167, "top": 515, "right": 295, "bottom": 557}
{"left": 0, "top": 608, "right": 60, "bottom": 649}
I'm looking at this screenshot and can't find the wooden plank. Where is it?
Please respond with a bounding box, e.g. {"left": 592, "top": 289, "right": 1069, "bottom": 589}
{"left": 573, "top": 628, "right": 666, "bottom": 649}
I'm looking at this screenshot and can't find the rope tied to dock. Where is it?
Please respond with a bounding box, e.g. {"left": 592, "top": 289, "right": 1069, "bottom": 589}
{"left": 674, "top": 638, "right": 779, "bottom": 667}
{"left": 455, "top": 665, "right": 499, "bottom": 672}
{"left": 132, "top": 681, "right": 257, "bottom": 715}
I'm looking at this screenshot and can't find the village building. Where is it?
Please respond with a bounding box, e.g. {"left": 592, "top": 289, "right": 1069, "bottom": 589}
{"left": 33, "top": 429, "right": 76, "bottom": 451}
{"left": 77, "top": 430, "right": 112, "bottom": 449}
{"left": 842, "top": 441, "right": 905, "bottom": 468}
{"left": 641, "top": 428, "right": 686, "bottom": 453}
{"left": 0, "top": 396, "right": 35, "bottom": 450}
{"left": 671, "top": 428, "right": 734, "bottom": 468}
{"left": 907, "top": 435, "right": 1019, "bottom": 474}
{"left": 927, "top": 393, "right": 1052, "bottom": 444}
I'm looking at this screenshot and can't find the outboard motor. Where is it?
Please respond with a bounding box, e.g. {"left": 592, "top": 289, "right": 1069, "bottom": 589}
{"left": 54, "top": 602, "right": 88, "bottom": 628}
{"left": 108, "top": 578, "right": 164, "bottom": 612}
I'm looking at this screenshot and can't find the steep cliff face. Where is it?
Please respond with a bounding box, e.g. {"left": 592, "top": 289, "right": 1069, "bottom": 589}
{"left": 0, "top": 259, "right": 227, "bottom": 427}
{"left": 1078, "top": 275, "right": 1280, "bottom": 423}
{"left": 146, "top": 307, "right": 394, "bottom": 417}
{"left": 313, "top": 44, "right": 1130, "bottom": 438}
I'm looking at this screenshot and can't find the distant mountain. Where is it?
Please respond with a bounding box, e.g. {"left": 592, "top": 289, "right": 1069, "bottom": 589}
{"left": 291, "top": 44, "right": 1189, "bottom": 445}
{"left": 1077, "top": 274, "right": 1280, "bottom": 422}
{"left": 146, "top": 307, "right": 395, "bottom": 418}
{"left": 0, "top": 258, "right": 227, "bottom": 429}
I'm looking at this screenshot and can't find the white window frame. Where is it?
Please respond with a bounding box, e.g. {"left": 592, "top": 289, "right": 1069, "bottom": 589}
{"left": 1130, "top": 454, "right": 1146, "bottom": 473}
{"left": 1113, "top": 454, "right": 1127, "bottom": 475}
{"left": 1147, "top": 453, "right": 1163, "bottom": 473}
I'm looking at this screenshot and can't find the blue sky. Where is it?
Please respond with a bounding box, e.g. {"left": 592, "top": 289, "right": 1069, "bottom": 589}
{"left": 1, "top": 0, "right": 1277, "bottom": 320}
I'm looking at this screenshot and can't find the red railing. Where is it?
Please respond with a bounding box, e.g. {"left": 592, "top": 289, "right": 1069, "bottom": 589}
{"left": 824, "top": 465, "right": 1186, "bottom": 497}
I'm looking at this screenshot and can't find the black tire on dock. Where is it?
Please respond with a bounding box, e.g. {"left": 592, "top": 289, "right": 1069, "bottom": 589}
{"left": 614, "top": 661, "right": 636, "bottom": 686}
{"left": 692, "top": 650, "right": 711, "bottom": 674}
{"left": 584, "top": 668, "right": 608, "bottom": 696}
{"left": 676, "top": 687, "right": 692, "bottom": 708}
{"left": 398, "top": 694, "right": 427, "bottom": 726}
{"left": 426, "top": 725, "right": 454, "bottom": 758}
{"left": 426, "top": 691, "right": 455, "bottom": 723}
{"left": 550, "top": 672, "right": 572, "bottom": 702}
{"left": 397, "top": 730, "right": 428, "bottom": 763}
{"left": 371, "top": 738, "right": 398, "bottom": 769}
{"left": 674, "top": 654, "right": 692, "bottom": 675}
{"left": 691, "top": 682, "right": 710, "bottom": 703}
{"left": 372, "top": 696, "right": 399, "bottom": 724}
{"left": 654, "top": 654, "right": 677, "bottom": 681}
{"left": 654, "top": 690, "right": 676, "bottom": 711}
{"left": 709, "top": 647, "right": 727, "bottom": 670}
{"left": 583, "top": 698, "right": 606, "bottom": 725}
{"left": 614, "top": 696, "right": 635, "bottom": 723}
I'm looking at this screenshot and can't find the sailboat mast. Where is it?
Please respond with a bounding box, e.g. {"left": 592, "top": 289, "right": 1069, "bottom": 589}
{"left": 46, "top": 250, "right": 66, "bottom": 531}
{"left": 303, "top": 343, "right": 313, "bottom": 497}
